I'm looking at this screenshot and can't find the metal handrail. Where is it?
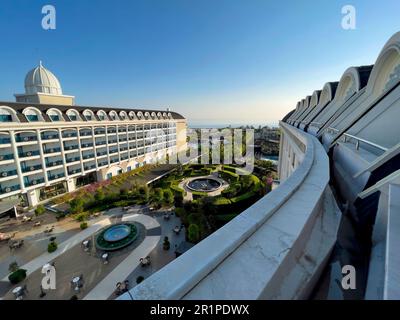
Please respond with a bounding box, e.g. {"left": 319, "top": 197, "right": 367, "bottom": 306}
{"left": 342, "top": 133, "right": 388, "bottom": 152}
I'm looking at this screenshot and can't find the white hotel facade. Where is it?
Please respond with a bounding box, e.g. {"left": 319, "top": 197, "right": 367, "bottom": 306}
{"left": 0, "top": 63, "right": 187, "bottom": 207}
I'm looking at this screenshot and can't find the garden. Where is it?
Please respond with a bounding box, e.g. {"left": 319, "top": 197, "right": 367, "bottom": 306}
{"left": 50, "top": 160, "right": 276, "bottom": 245}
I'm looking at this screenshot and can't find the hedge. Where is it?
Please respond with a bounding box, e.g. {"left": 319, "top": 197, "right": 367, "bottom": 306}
{"left": 219, "top": 170, "right": 239, "bottom": 182}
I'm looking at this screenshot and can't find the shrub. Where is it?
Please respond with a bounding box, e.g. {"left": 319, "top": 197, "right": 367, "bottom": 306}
{"left": 136, "top": 276, "right": 145, "bottom": 284}
{"left": 8, "top": 269, "right": 27, "bottom": 284}
{"left": 219, "top": 170, "right": 239, "bottom": 182}
{"left": 70, "top": 197, "right": 85, "bottom": 214}
{"left": 163, "top": 236, "right": 170, "bottom": 250}
{"left": 35, "top": 204, "right": 46, "bottom": 216}
{"left": 162, "top": 189, "right": 173, "bottom": 206}
{"left": 8, "top": 262, "right": 19, "bottom": 273}
{"left": 188, "top": 224, "right": 200, "bottom": 243}
{"left": 48, "top": 241, "right": 58, "bottom": 253}
{"left": 75, "top": 213, "right": 89, "bottom": 222}
{"left": 80, "top": 222, "right": 88, "bottom": 230}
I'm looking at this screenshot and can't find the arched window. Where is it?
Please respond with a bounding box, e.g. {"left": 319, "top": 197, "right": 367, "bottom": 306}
{"left": 144, "top": 112, "right": 150, "bottom": 120}
{"left": 0, "top": 106, "right": 18, "bottom": 122}
{"left": 83, "top": 109, "right": 95, "bottom": 121}
{"left": 137, "top": 111, "right": 144, "bottom": 120}
{"left": 162, "top": 112, "right": 167, "bottom": 119}
{"left": 22, "top": 107, "right": 43, "bottom": 122}
{"left": 97, "top": 110, "right": 108, "bottom": 121}
{"left": 167, "top": 112, "right": 172, "bottom": 119}
{"left": 151, "top": 112, "right": 157, "bottom": 120}
{"left": 46, "top": 108, "right": 64, "bottom": 122}
{"left": 129, "top": 111, "right": 136, "bottom": 120}
{"left": 66, "top": 109, "right": 81, "bottom": 121}
{"left": 109, "top": 111, "right": 119, "bottom": 121}
{"left": 119, "top": 111, "right": 128, "bottom": 120}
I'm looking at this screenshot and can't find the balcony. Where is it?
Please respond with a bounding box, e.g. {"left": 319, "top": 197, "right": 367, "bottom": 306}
{"left": 81, "top": 143, "right": 94, "bottom": 149}
{"left": 66, "top": 156, "right": 80, "bottom": 163}
{"left": 96, "top": 151, "right": 107, "bottom": 157}
{"left": 62, "top": 132, "right": 78, "bottom": 139}
{"left": 94, "top": 130, "right": 105, "bottom": 135}
{"left": 82, "top": 154, "right": 95, "bottom": 160}
{"left": 21, "top": 164, "right": 42, "bottom": 173}
{"left": 0, "top": 169, "right": 18, "bottom": 178}
{"left": 0, "top": 154, "right": 14, "bottom": 161}
{"left": 25, "top": 178, "right": 45, "bottom": 187}
{"left": 108, "top": 139, "right": 117, "bottom": 144}
{"left": 0, "top": 184, "right": 20, "bottom": 195}
{"left": 43, "top": 147, "right": 61, "bottom": 154}
{"left": 48, "top": 173, "right": 65, "bottom": 181}
{"left": 119, "top": 122, "right": 341, "bottom": 300}
{"left": 16, "top": 135, "right": 37, "bottom": 143}
{"left": 96, "top": 141, "right": 107, "bottom": 146}
{"left": 41, "top": 134, "right": 59, "bottom": 140}
{"left": 0, "top": 137, "right": 11, "bottom": 144}
{"left": 46, "top": 160, "right": 63, "bottom": 168}
{"left": 64, "top": 145, "right": 79, "bottom": 151}
{"left": 68, "top": 168, "right": 82, "bottom": 175}
{"left": 98, "top": 161, "right": 108, "bottom": 167}
{"left": 84, "top": 164, "right": 96, "bottom": 171}
{"left": 80, "top": 131, "right": 92, "bottom": 137}
{"left": 109, "top": 149, "right": 118, "bottom": 155}
{"left": 107, "top": 129, "right": 117, "bottom": 134}
{"left": 110, "top": 158, "right": 119, "bottom": 164}
{"left": 19, "top": 150, "right": 40, "bottom": 158}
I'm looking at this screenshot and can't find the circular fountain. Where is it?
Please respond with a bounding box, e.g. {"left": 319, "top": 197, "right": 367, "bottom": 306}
{"left": 96, "top": 222, "right": 138, "bottom": 251}
{"left": 187, "top": 177, "right": 223, "bottom": 193}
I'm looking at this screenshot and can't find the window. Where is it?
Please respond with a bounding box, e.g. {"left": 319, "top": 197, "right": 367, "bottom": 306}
{"left": 66, "top": 109, "right": 81, "bottom": 121}
{"left": 0, "top": 114, "right": 12, "bottom": 122}
{"left": 49, "top": 115, "right": 60, "bottom": 121}
{"left": 26, "top": 114, "right": 39, "bottom": 122}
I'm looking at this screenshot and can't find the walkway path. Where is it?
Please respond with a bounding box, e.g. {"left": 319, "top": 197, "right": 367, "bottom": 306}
{"left": 1, "top": 217, "right": 111, "bottom": 282}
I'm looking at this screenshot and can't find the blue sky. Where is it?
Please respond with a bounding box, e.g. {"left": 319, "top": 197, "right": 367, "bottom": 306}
{"left": 0, "top": 0, "right": 399, "bottom": 126}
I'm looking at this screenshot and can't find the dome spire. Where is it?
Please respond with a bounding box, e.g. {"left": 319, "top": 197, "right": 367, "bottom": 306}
{"left": 39, "top": 60, "right": 43, "bottom": 67}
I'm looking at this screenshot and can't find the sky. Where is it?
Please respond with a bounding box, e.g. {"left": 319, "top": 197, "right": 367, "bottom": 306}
{"left": 0, "top": 0, "right": 399, "bottom": 126}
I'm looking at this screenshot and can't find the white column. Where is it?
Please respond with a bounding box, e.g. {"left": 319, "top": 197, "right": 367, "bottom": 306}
{"left": 105, "top": 125, "right": 110, "bottom": 166}
{"left": 9, "top": 130, "right": 25, "bottom": 192}
{"left": 36, "top": 129, "right": 49, "bottom": 184}
{"left": 76, "top": 126, "right": 84, "bottom": 173}
{"left": 58, "top": 128, "right": 69, "bottom": 181}
{"left": 92, "top": 126, "right": 99, "bottom": 170}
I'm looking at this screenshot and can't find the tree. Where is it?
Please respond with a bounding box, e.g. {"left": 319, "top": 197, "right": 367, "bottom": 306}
{"left": 138, "top": 185, "right": 150, "bottom": 202}
{"left": 188, "top": 224, "right": 200, "bottom": 243}
{"left": 35, "top": 205, "right": 46, "bottom": 216}
{"left": 94, "top": 189, "right": 105, "bottom": 202}
{"left": 163, "top": 189, "right": 174, "bottom": 206}
{"left": 70, "top": 197, "right": 85, "bottom": 214}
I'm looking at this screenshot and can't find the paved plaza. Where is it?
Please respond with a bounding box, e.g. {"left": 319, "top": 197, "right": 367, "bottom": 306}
{"left": 0, "top": 206, "right": 184, "bottom": 300}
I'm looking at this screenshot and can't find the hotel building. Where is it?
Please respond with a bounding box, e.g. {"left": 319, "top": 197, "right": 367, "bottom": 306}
{"left": 0, "top": 63, "right": 187, "bottom": 207}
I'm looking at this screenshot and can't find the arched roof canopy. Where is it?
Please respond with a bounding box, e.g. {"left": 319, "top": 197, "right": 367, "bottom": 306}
{"left": 318, "top": 82, "right": 339, "bottom": 108}
{"left": 366, "top": 32, "right": 400, "bottom": 99}
{"left": 310, "top": 91, "right": 321, "bottom": 108}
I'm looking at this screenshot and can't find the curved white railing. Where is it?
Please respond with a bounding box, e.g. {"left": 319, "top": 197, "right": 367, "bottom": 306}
{"left": 119, "top": 122, "right": 340, "bottom": 300}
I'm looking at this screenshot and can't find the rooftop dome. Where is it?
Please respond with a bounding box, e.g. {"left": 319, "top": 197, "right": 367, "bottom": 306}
{"left": 24, "top": 61, "right": 63, "bottom": 95}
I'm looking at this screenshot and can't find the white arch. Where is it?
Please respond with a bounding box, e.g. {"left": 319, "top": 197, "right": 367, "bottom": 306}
{"left": 66, "top": 109, "right": 81, "bottom": 121}
{"left": 119, "top": 111, "right": 128, "bottom": 120}
{"left": 82, "top": 109, "right": 95, "bottom": 121}
{"left": 46, "top": 108, "right": 64, "bottom": 122}
{"left": 22, "top": 106, "right": 44, "bottom": 122}
{"left": 109, "top": 110, "right": 119, "bottom": 121}
{"left": 129, "top": 111, "right": 137, "bottom": 120}
{"left": 0, "top": 106, "right": 19, "bottom": 122}
{"left": 97, "top": 110, "right": 108, "bottom": 121}
{"left": 366, "top": 32, "right": 400, "bottom": 98}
